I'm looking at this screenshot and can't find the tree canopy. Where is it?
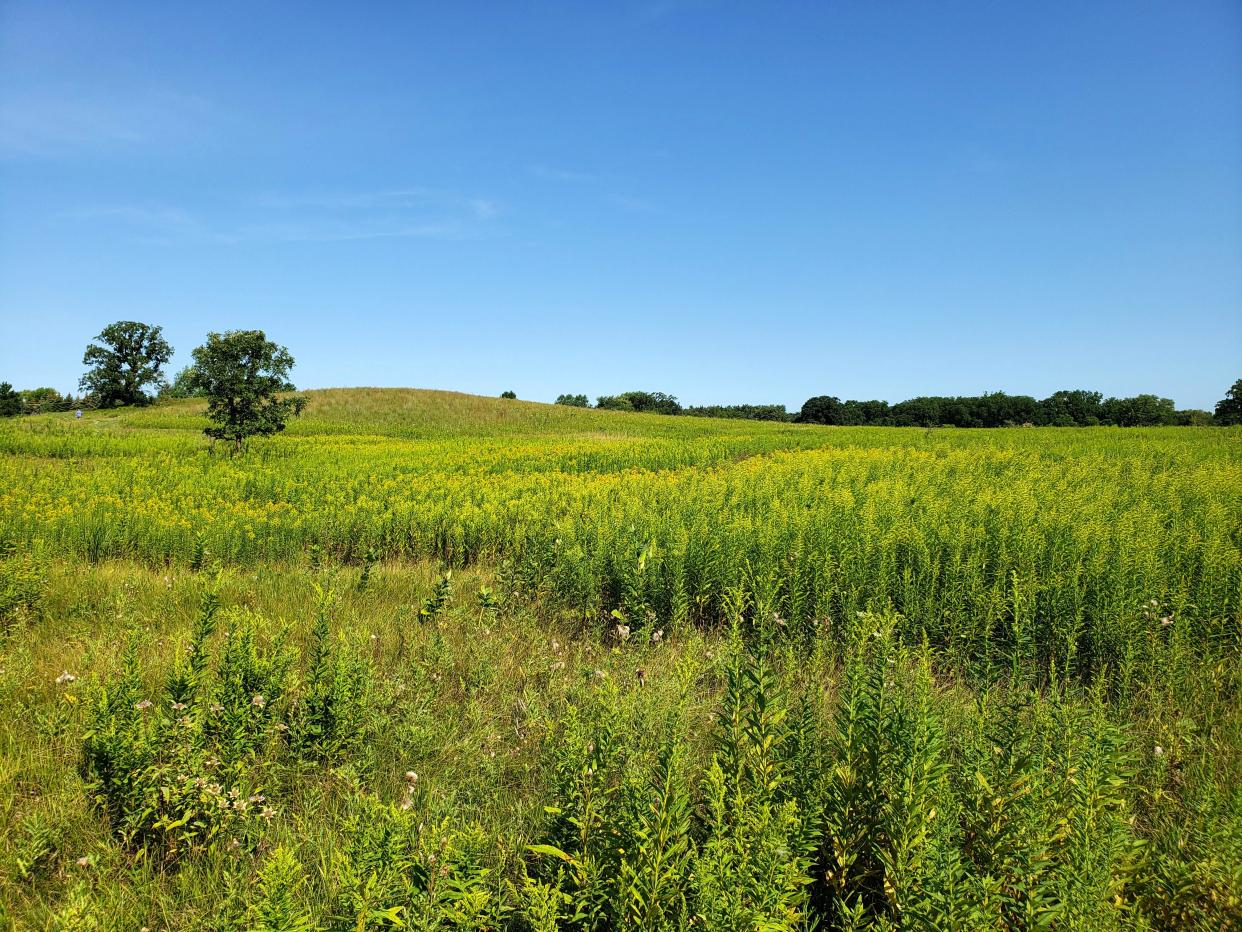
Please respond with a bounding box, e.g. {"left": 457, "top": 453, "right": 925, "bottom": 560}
{"left": 79, "top": 320, "right": 173, "bottom": 407}
{"left": 1215, "top": 379, "right": 1242, "bottom": 426}
{"left": 160, "top": 366, "right": 208, "bottom": 399}
{"left": 596, "top": 391, "right": 682, "bottom": 415}
{"left": 0, "top": 383, "right": 21, "bottom": 417}
{"left": 187, "top": 330, "right": 306, "bottom": 452}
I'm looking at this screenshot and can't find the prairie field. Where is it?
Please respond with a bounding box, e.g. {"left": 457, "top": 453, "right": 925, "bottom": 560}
{"left": 1, "top": 389, "right": 1240, "bottom": 930}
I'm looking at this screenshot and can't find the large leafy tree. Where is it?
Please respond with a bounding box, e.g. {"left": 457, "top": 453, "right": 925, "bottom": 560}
{"left": 187, "top": 330, "right": 306, "bottom": 453}
{"left": 797, "top": 395, "right": 845, "bottom": 425}
{"left": 1101, "top": 394, "right": 1177, "bottom": 427}
{"left": 80, "top": 321, "right": 173, "bottom": 407}
{"left": 1215, "top": 379, "right": 1242, "bottom": 426}
{"left": 1038, "top": 390, "right": 1103, "bottom": 426}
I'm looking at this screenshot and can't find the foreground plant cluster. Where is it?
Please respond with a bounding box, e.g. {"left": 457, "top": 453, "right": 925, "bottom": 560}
{"left": 0, "top": 390, "right": 1239, "bottom": 930}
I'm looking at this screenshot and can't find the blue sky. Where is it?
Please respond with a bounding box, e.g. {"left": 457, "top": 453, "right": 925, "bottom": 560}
{"left": 1, "top": 1, "right": 1239, "bottom": 410}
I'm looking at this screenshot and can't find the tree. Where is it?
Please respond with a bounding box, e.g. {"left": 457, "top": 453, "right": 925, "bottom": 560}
{"left": 684, "top": 403, "right": 791, "bottom": 421}
{"left": 555, "top": 393, "right": 589, "bottom": 407}
{"left": 595, "top": 391, "right": 681, "bottom": 414}
{"left": 1101, "top": 394, "right": 1177, "bottom": 427}
{"left": 18, "top": 387, "right": 68, "bottom": 414}
{"left": 621, "top": 391, "right": 681, "bottom": 415}
{"left": 0, "top": 383, "right": 20, "bottom": 417}
{"left": 1175, "top": 409, "right": 1215, "bottom": 426}
{"left": 1038, "top": 390, "right": 1103, "bottom": 426}
{"left": 1214, "top": 379, "right": 1242, "bottom": 426}
{"left": 160, "top": 366, "right": 208, "bottom": 399}
{"left": 889, "top": 396, "right": 943, "bottom": 427}
{"left": 852, "top": 399, "right": 891, "bottom": 425}
{"left": 595, "top": 394, "right": 633, "bottom": 411}
{"left": 500, "top": 390, "right": 517, "bottom": 399}
{"left": 797, "top": 395, "right": 845, "bottom": 425}
{"left": 187, "top": 330, "right": 307, "bottom": 453}
{"left": 80, "top": 321, "right": 172, "bottom": 407}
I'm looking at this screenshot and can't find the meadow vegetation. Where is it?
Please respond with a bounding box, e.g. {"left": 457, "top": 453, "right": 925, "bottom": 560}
{"left": 0, "top": 388, "right": 1239, "bottom": 929}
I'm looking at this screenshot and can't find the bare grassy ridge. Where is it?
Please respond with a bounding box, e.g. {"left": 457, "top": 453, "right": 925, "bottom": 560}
{"left": 0, "top": 390, "right": 1239, "bottom": 929}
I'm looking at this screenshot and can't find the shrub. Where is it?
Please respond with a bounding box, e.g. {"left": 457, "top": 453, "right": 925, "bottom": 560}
{"left": 81, "top": 603, "right": 292, "bottom": 863}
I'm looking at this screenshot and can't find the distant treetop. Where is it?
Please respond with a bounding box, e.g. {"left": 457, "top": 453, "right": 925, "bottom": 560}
{"left": 1215, "top": 379, "right": 1242, "bottom": 426}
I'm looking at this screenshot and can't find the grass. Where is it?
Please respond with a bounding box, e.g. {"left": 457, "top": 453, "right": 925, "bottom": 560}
{"left": 0, "top": 389, "right": 1239, "bottom": 929}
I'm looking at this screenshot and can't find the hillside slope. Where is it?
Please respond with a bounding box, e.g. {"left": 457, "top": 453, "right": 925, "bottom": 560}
{"left": 58, "top": 387, "right": 811, "bottom": 442}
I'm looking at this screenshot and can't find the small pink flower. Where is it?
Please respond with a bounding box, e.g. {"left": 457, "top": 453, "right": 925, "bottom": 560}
{"left": 135, "top": 699, "right": 153, "bottom": 711}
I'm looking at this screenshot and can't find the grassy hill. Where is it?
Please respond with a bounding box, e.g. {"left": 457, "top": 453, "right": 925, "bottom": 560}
{"left": 1, "top": 389, "right": 1239, "bottom": 928}
{"left": 61, "top": 387, "right": 813, "bottom": 440}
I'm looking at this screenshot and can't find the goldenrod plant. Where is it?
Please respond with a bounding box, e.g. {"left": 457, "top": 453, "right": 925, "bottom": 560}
{"left": 0, "top": 389, "right": 1238, "bottom": 928}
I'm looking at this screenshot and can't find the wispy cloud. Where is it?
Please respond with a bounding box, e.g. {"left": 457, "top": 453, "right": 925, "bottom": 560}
{"left": 252, "top": 188, "right": 445, "bottom": 210}
{"left": 57, "top": 187, "right": 502, "bottom": 245}
{"left": 469, "top": 198, "right": 500, "bottom": 219}
{"left": 0, "top": 87, "right": 214, "bottom": 158}
{"left": 529, "top": 164, "right": 597, "bottom": 183}
{"left": 608, "top": 193, "right": 664, "bottom": 214}
{"left": 528, "top": 164, "right": 663, "bottom": 216}
{"left": 221, "top": 218, "right": 471, "bottom": 244}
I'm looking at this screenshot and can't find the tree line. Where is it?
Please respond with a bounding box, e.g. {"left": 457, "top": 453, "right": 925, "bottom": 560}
{"left": 796, "top": 389, "right": 1228, "bottom": 427}
{"left": 550, "top": 383, "right": 1242, "bottom": 426}
{"left": 552, "top": 392, "right": 791, "bottom": 420}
